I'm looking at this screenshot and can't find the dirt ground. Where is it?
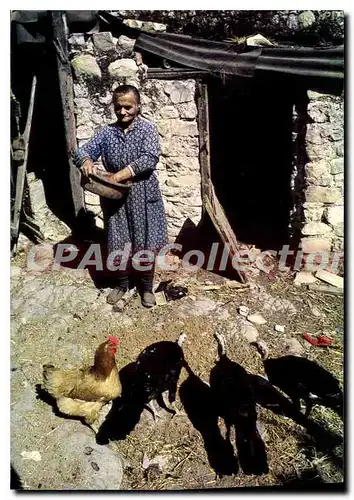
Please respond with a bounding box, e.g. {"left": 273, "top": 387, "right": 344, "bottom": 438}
{"left": 10, "top": 243, "right": 344, "bottom": 491}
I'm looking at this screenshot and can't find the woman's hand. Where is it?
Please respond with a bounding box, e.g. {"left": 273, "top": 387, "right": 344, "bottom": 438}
{"left": 112, "top": 166, "right": 134, "bottom": 183}
{"left": 112, "top": 172, "right": 123, "bottom": 183}
{"left": 80, "top": 159, "right": 97, "bottom": 177}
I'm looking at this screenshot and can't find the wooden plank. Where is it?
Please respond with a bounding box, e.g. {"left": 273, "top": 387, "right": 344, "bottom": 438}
{"left": 205, "top": 186, "right": 246, "bottom": 283}
{"left": 315, "top": 269, "right": 344, "bottom": 289}
{"left": 11, "top": 76, "right": 37, "bottom": 243}
{"left": 51, "top": 11, "right": 84, "bottom": 217}
{"left": 196, "top": 80, "right": 212, "bottom": 207}
{"left": 307, "top": 284, "right": 343, "bottom": 295}
{"left": 147, "top": 68, "right": 209, "bottom": 79}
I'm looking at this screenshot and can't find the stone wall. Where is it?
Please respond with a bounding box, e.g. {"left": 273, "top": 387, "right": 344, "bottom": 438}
{"left": 290, "top": 89, "right": 344, "bottom": 254}
{"left": 302, "top": 91, "right": 344, "bottom": 252}
{"left": 69, "top": 28, "right": 202, "bottom": 240}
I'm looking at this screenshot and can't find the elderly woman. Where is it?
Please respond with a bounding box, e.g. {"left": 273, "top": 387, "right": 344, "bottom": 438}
{"left": 74, "top": 85, "right": 167, "bottom": 308}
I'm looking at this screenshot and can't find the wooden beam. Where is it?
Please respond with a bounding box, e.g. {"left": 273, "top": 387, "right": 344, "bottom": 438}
{"left": 51, "top": 11, "right": 84, "bottom": 218}
{"left": 205, "top": 185, "right": 246, "bottom": 283}
{"left": 147, "top": 68, "right": 209, "bottom": 79}
{"left": 307, "top": 284, "right": 343, "bottom": 295}
{"left": 11, "top": 76, "right": 37, "bottom": 243}
{"left": 196, "top": 80, "right": 212, "bottom": 209}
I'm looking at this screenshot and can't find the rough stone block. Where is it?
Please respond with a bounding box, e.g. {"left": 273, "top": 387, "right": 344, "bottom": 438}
{"left": 333, "top": 173, "right": 344, "bottom": 185}
{"left": 307, "top": 104, "right": 328, "bottom": 123}
{"left": 74, "top": 98, "right": 93, "bottom": 109}
{"left": 76, "top": 125, "right": 94, "bottom": 140}
{"left": 301, "top": 237, "right": 332, "bottom": 254}
{"left": 142, "top": 21, "right": 167, "bottom": 32}
{"left": 177, "top": 102, "right": 198, "bottom": 119}
{"left": 294, "top": 271, "right": 318, "bottom": 286}
{"left": 116, "top": 35, "right": 135, "bottom": 54}
{"left": 330, "top": 158, "right": 344, "bottom": 174}
{"left": 73, "top": 83, "right": 89, "bottom": 98}
{"left": 108, "top": 59, "right": 138, "bottom": 79}
{"left": 305, "top": 186, "right": 342, "bottom": 204}
{"left": 92, "top": 32, "right": 116, "bottom": 52}
{"left": 71, "top": 54, "right": 102, "bottom": 79}
{"left": 306, "top": 128, "right": 323, "bottom": 145}
{"left": 298, "top": 10, "right": 316, "bottom": 29}
{"left": 302, "top": 222, "right": 332, "bottom": 236}
{"left": 164, "top": 156, "right": 200, "bottom": 174}
{"left": 171, "top": 119, "right": 198, "bottom": 136}
{"left": 303, "top": 202, "right": 324, "bottom": 222}
{"left": 165, "top": 82, "right": 194, "bottom": 104}
{"left": 166, "top": 174, "right": 201, "bottom": 188}
{"left": 305, "top": 161, "right": 332, "bottom": 186}
{"left": 68, "top": 33, "right": 86, "bottom": 47}
{"left": 324, "top": 205, "right": 343, "bottom": 226}
{"left": 156, "top": 120, "right": 173, "bottom": 138}
{"left": 336, "top": 143, "right": 344, "bottom": 157}
{"left": 159, "top": 106, "right": 179, "bottom": 119}
{"left": 161, "top": 137, "right": 199, "bottom": 157}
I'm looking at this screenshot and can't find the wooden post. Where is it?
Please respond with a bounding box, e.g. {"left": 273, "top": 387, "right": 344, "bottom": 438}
{"left": 51, "top": 11, "right": 84, "bottom": 218}
{"left": 11, "top": 76, "right": 37, "bottom": 243}
{"left": 196, "top": 80, "right": 212, "bottom": 210}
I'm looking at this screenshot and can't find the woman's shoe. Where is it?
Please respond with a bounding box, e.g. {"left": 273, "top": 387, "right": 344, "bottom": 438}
{"left": 141, "top": 291, "right": 156, "bottom": 308}
{"left": 106, "top": 287, "right": 127, "bottom": 305}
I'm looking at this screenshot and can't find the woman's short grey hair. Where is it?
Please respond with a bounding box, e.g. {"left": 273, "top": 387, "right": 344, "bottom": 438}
{"left": 112, "top": 85, "right": 141, "bottom": 105}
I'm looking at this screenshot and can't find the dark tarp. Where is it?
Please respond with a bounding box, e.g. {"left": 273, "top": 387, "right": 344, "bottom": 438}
{"left": 136, "top": 32, "right": 263, "bottom": 78}
{"left": 134, "top": 31, "right": 344, "bottom": 95}
{"left": 96, "top": 11, "right": 344, "bottom": 95}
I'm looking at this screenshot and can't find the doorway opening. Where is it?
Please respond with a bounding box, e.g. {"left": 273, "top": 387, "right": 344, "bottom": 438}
{"left": 208, "top": 75, "right": 295, "bottom": 251}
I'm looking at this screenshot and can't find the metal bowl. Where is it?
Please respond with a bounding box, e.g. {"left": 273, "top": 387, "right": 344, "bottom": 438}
{"left": 81, "top": 170, "right": 132, "bottom": 200}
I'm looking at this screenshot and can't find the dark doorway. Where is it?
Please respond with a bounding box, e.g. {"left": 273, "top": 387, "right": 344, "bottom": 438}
{"left": 208, "top": 76, "right": 294, "bottom": 251}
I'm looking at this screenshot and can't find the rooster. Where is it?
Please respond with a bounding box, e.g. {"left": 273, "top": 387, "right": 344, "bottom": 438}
{"left": 42, "top": 336, "right": 121, "bottom": 426}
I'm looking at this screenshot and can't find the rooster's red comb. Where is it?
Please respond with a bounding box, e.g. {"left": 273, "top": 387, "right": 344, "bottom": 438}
{"left": 108, "top": 336, "right": 119, "bottom": 345}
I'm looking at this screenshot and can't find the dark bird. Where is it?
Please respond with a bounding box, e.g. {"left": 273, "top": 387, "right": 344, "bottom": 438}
{"left": 96, "top": 334, "right": 186, "bottom": 444}
{"left": 248, "top": 373, "right": 342, "bottom": 450}
{"left": 251, "top": 341, "right": 343, "bottom": 419}
{"left": 179, "top": 363, "right": 239, "bottom": 476}
{"left": 210, "top": 332, "right": 269, "bottom": 476}
{"left": 127, "top": 333, "right": 186, "bottom": 419}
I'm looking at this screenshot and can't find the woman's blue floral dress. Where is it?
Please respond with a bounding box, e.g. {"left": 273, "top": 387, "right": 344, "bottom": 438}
{"left": 74, "top": 116, "right": 168, "bottom": 256}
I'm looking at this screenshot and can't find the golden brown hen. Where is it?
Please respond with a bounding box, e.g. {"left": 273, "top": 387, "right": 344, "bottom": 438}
{"left": 42, "top": 336, "right": 121, "bottom": 426}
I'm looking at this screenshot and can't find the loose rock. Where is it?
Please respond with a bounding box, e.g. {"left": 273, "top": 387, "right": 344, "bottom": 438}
{"left": 240, "top": 323, "right": 259, "bottom": 342}
{"left": 238, "top": 306, "right": 249, "bottom": 317}
{"left": 294, "top": 271, "right": 318, "bottom": 286}
{"left": 246, "top": 313, "right": 267, "bottom": 325}
{"left": 284, "top": 338, "right": 304, "bottom": 356}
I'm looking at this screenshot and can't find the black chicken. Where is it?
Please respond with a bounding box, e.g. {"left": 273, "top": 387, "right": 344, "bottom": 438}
{"left": 122, "top": 333, "right": 186, "bottom": 420}
{"left": 251, "top": 341, "right": 343, "bottom": 419}
{"left": 179, "top": 363, "right": 239, "bottom": 476}
{"left": 248, "top": 374, "right": 342, "bottom": 449}
{"left": 96, "top": 334, "right": 186, "bottom": 444}
{"left": 210, "top": 332, "right": 269, "bottom": 476}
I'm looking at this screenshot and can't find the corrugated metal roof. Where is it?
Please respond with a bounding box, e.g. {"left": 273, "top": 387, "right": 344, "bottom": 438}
{"left": 135, "top": 31, "right": 344, "bottom": 94}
